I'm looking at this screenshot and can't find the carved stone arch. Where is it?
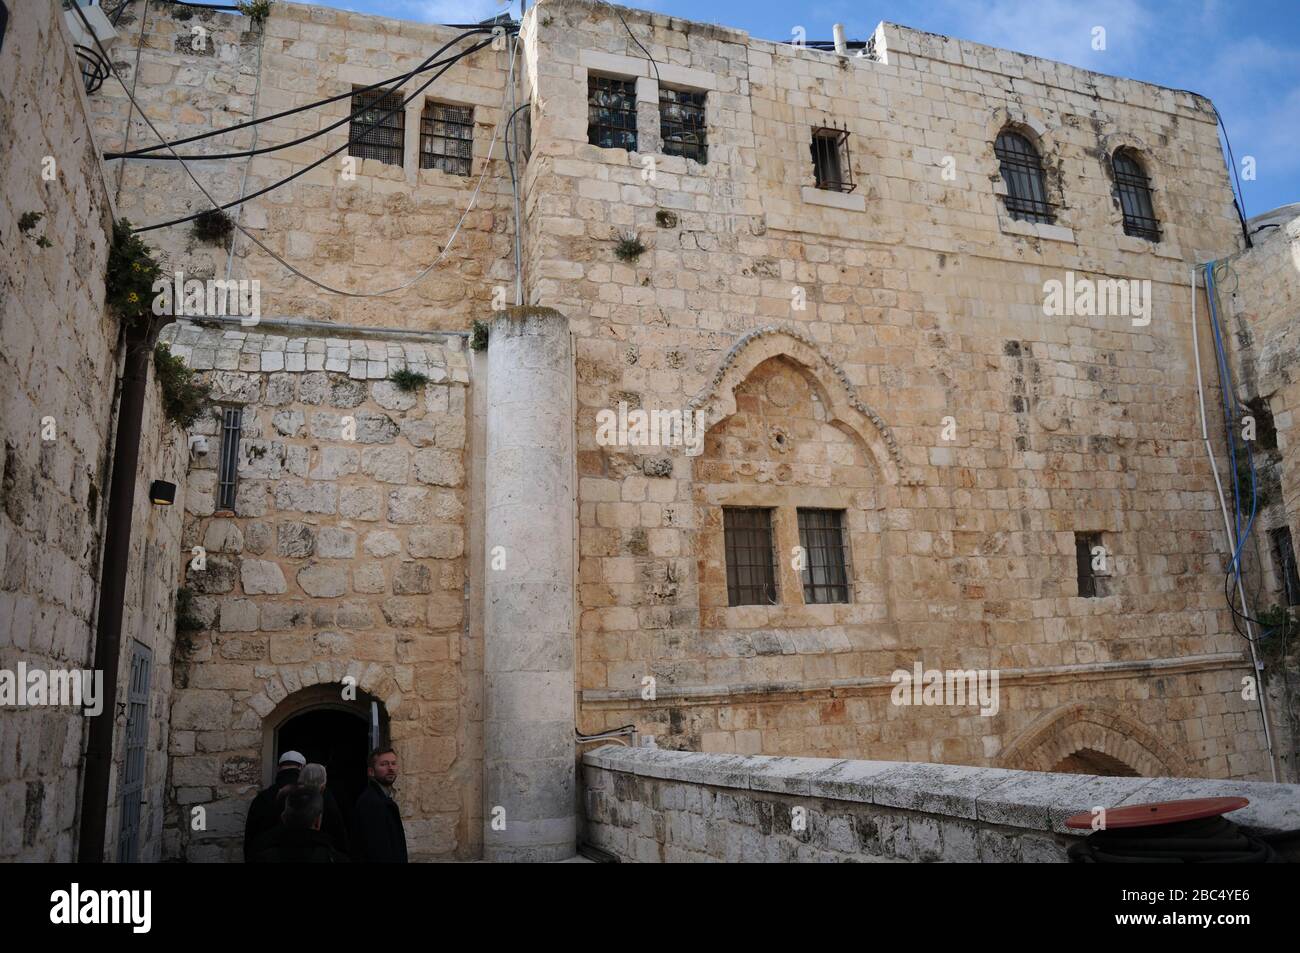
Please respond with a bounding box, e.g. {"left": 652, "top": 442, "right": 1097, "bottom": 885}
{"left": 688, "top": 325, "right": 913, "bottom": 485}
{"left": 998, "top": 701, "right": 1192, "bottom": 778}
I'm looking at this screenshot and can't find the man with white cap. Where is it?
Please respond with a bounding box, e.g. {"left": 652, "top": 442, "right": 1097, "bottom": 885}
{"left": 243, "top": 750, "right": 307, "bottom": 861}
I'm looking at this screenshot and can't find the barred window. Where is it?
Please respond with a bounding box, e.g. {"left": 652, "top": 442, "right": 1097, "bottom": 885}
{"left": 349, "top": 87, "right": 405, "bottom": 166}
{"left": 1075, "top": 532, "right": 1104, "bottom": 598}
{"left": 420, "top": 101, "right": 473, "bottom": 175}
{"left": 811, "top": 126, "right": 854, "bottom": 193}
{"left": 217, "top": 406, "right": 242, "bottom": 511}
{"left": 723, "top": 507, "right": 778, "bottom": 606}
{"left": 1112, "top": 149, "right": 1160, "bottom": 241}
{"left": 995, "top": 130, "right": 1053, "bottom": 224}
{"left": 797, "top": 509, "right": 850, "bottom": 604}
{"left": 659, "top": 87, "right": 706, "bottom": 164}
{"left": 587, "top": 75, "right": 637, "bottom": 151}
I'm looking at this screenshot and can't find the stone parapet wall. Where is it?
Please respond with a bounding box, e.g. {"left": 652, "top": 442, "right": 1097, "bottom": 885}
{"left": 581, "top": 745, "right": 1300, "bottom": 862}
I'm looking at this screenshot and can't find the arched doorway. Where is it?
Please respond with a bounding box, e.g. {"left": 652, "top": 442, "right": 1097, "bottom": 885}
{"left": 263, "top": 685, "right": 389, "bottom": 824}
{"left": 1051, "top": 747, "right": 1140, "bottom": 777}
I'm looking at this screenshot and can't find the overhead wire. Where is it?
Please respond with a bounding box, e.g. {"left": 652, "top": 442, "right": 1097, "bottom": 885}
{"left": 131, "top": 33, "right": 496, "bottom": 233}
{"left": 72, "top": 1, "right": 511, "bottom": 298}
{"left": 106, "top": 28, "right": 504, "bottom": 161}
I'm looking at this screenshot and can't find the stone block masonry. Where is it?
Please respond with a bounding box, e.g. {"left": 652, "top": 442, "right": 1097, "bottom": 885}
{"left": 582, "top": 745, "right": 1300, "bottom": 862}
{"left": 162, "top": 322, "right": 477, "bottom": 861}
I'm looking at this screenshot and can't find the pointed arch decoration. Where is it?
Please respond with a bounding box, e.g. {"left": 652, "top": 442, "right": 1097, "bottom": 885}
{"left": 687, "top": 325, "right": 916, "bottom": 485}
{"left": 997, "top": 701, "right": 1193, "bottom": 778}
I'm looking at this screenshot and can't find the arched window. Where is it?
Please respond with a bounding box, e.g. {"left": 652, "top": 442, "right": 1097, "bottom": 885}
{"left": 1112, "top": 148, "right": 1160, "bottom": 241}
{"left": 994, "top": 130, "right": 1054, "bottom": 224}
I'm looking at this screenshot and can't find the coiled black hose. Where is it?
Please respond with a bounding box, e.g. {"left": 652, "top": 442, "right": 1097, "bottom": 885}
{"left": 1067, "top": 816, "right": 1287, "bottom": 863}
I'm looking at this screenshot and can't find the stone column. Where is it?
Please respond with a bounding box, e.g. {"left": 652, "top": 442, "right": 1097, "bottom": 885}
{"left": 483, "top": 307, "right": 576, "bottom": 861}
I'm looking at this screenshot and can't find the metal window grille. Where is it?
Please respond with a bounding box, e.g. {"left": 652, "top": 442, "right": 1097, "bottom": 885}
{"left": 1112, "top": 149, "right": 1160, "bottom": 241}
{"left": 217, "top": 407, "right": 241, "bottom": 511}
{"left": 995, "top": 131, "right": 1054, "bottom": 224}
{"left": 420, "top": 101, "right": 474, "bottom": 175}
{"left": 116, "top": 642, "right": 152, "bottom": 863}
{"left": 1075, "top": 532, "right": 1103, "bottom": 598}
{"left": 587, "top": 75, "right": 637, "bottom": 151}
{"left": 797, "top": 508, "right": 850, "bottom": 604}
{"left": 1271, "top": 527, "right": 1300, "bottom": 607}
{"left": 349, "top": 87, "right": 405, "bottom": 166}
{"left": 724, "top": 507, "right": 778, "bottom": 606}
{"left": 811, "top": 126, "right": 854, "bottom": 193}
{"left": 659, "top": 87, "right": 707, "bottom": 164}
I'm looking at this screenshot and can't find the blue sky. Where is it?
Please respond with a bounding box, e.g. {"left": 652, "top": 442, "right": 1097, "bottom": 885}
{"left": 328, "top": 0, "right": 1299, "bottom": 216}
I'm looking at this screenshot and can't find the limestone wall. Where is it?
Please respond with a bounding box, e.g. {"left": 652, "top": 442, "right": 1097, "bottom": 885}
{"left": 1, "top": 0, "right": 187, "bottom": 861}
{"left": 521, "top": 0, "right": 1269, "bottom": 777}
{"left": 88, "top": 1, "right": 518, "bottom": 330}
{"left": 581, "top": 745, "right": 1300, "bottom": 862}
{"left": 162, "top": 322, "right": 476, "bottom": 861}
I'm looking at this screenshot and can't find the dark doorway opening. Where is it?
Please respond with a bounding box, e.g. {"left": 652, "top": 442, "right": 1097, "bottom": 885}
{"left": 276, "top": 708, "right": 370, "bottom": 824}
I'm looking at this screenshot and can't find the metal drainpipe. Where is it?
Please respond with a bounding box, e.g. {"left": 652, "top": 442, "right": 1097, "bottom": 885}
{"left": 77, "top": 317, "right": 165, "bottom": 862}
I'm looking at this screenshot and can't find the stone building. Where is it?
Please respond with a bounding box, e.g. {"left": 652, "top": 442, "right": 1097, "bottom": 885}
{"left": 2, "top": 0, "right": 1297, "bottom": 863}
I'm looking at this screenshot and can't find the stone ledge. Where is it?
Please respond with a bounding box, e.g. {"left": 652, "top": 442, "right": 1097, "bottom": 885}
{"left": 582, "top": 746, "right": 1300, "bottom": 835}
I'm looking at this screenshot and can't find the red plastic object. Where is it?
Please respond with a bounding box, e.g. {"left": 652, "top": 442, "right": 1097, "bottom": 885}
{"left": 1064, "top": 796, "right": 1249, "bottom": 830}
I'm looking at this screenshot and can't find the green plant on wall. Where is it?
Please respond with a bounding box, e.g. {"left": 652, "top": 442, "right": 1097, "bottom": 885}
{"left": 469, "top": 319, "right": 489, "bottom": 352}
{"left": 389, "top": 368, "right": 429, "bottom": 392}
{"left": 154, "top": 344, "right": 211, "bottom": 429}
{"left": 614, "top": 233, "right": 646, "bottom": 263}
{"left": 236, "top": 0, "right": 274, "bottom": 25}
{"left": 107, "top": 219, "right": 164, "bottom": 324}
{"left": 191, "top": 208, "right": 235, "bottom": 246}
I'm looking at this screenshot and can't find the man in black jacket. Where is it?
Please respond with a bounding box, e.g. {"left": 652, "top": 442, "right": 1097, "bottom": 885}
{"left": 251, "top": 784, "right": 350, "bottom": 864}
{"left": 353, "top": 747, "right": 407, "bottom": 863}
{"left": 243, "top": 750, "right": 305, "bottom": 861}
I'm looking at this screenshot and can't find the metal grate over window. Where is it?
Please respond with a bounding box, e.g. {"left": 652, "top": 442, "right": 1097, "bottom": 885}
{"left": 797, "top": 509, "right": 850, "bottom": 604}
{"left": 724, "top": 507, "right": 778, "bottom": 606}
{"left": 217, "top": 407, "right": 241, "bottom": 511}
{"left": 811, "top": 126, "right": 854, "bottom": 193}
{"left": 420, "top": 101, "right": 474, "bottom": 175}
{"left": 1075, "top": 532, "right": 1104, "bottom": 598}
{"left": 1271, "top": 527, "right": 1300, "bottom": 607}
{"left": 587, "top": 75, "right": 637, "bottom": 151}
{"left": 995, "top": 130, "right": 1053, "bottom": 224}
{"left": 349, "top": 87, "right": 406, "bottom": 166}
{"left": 1112, "top": 149, "right": 1160, "bottom": 241}
{"left": 659, "top": 87, "right": 707, "bottom": 164}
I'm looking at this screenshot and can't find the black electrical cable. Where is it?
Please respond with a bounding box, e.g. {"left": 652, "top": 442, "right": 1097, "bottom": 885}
{"left": 599, "top": 1, "right": 660, "bottom": 85}
{"left": 131, "top": 34, "right": 495, "bottom": 233}
{"left": 108, "top": 26, "right": 507, "bottom": 161}
{"left": 1216, "top": 109, "right": 1253, "bottom": 249}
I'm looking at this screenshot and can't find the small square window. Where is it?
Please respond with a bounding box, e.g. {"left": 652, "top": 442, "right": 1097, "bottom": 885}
{"left": 659, "top": 87, "right": 706, "bottom": 164}
{"left": 724, "top": 507, "right": 777, "bottom": 606}
{"left": 587, "top": 75, "right": 637, "bottom": 151}
{"left": 420, "top": 101, "right": 473, "bottom": 175}
{"left": 797, "top": 509, "right": 850, "bottom": 604}
{"left": 349, "top": 86, "right": 405, "bottom": 167}
{"left": 811, "top": 126, "right": 854, "bottom": 193}
{"left": 1075, "top": 532, "right": 1105, "bottom": 598}
{"left": 217, "top": 406, "right": 242, "bottom": 511}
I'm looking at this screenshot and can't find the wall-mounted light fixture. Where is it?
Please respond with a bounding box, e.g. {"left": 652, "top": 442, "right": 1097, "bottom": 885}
{"left": 149, "top": 480, "right": 176, "bottom": 506}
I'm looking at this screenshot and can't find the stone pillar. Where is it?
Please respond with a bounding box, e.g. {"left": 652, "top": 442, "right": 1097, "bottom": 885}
{"left": 483, "top": 307, "right": 576, "bottom": 861}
